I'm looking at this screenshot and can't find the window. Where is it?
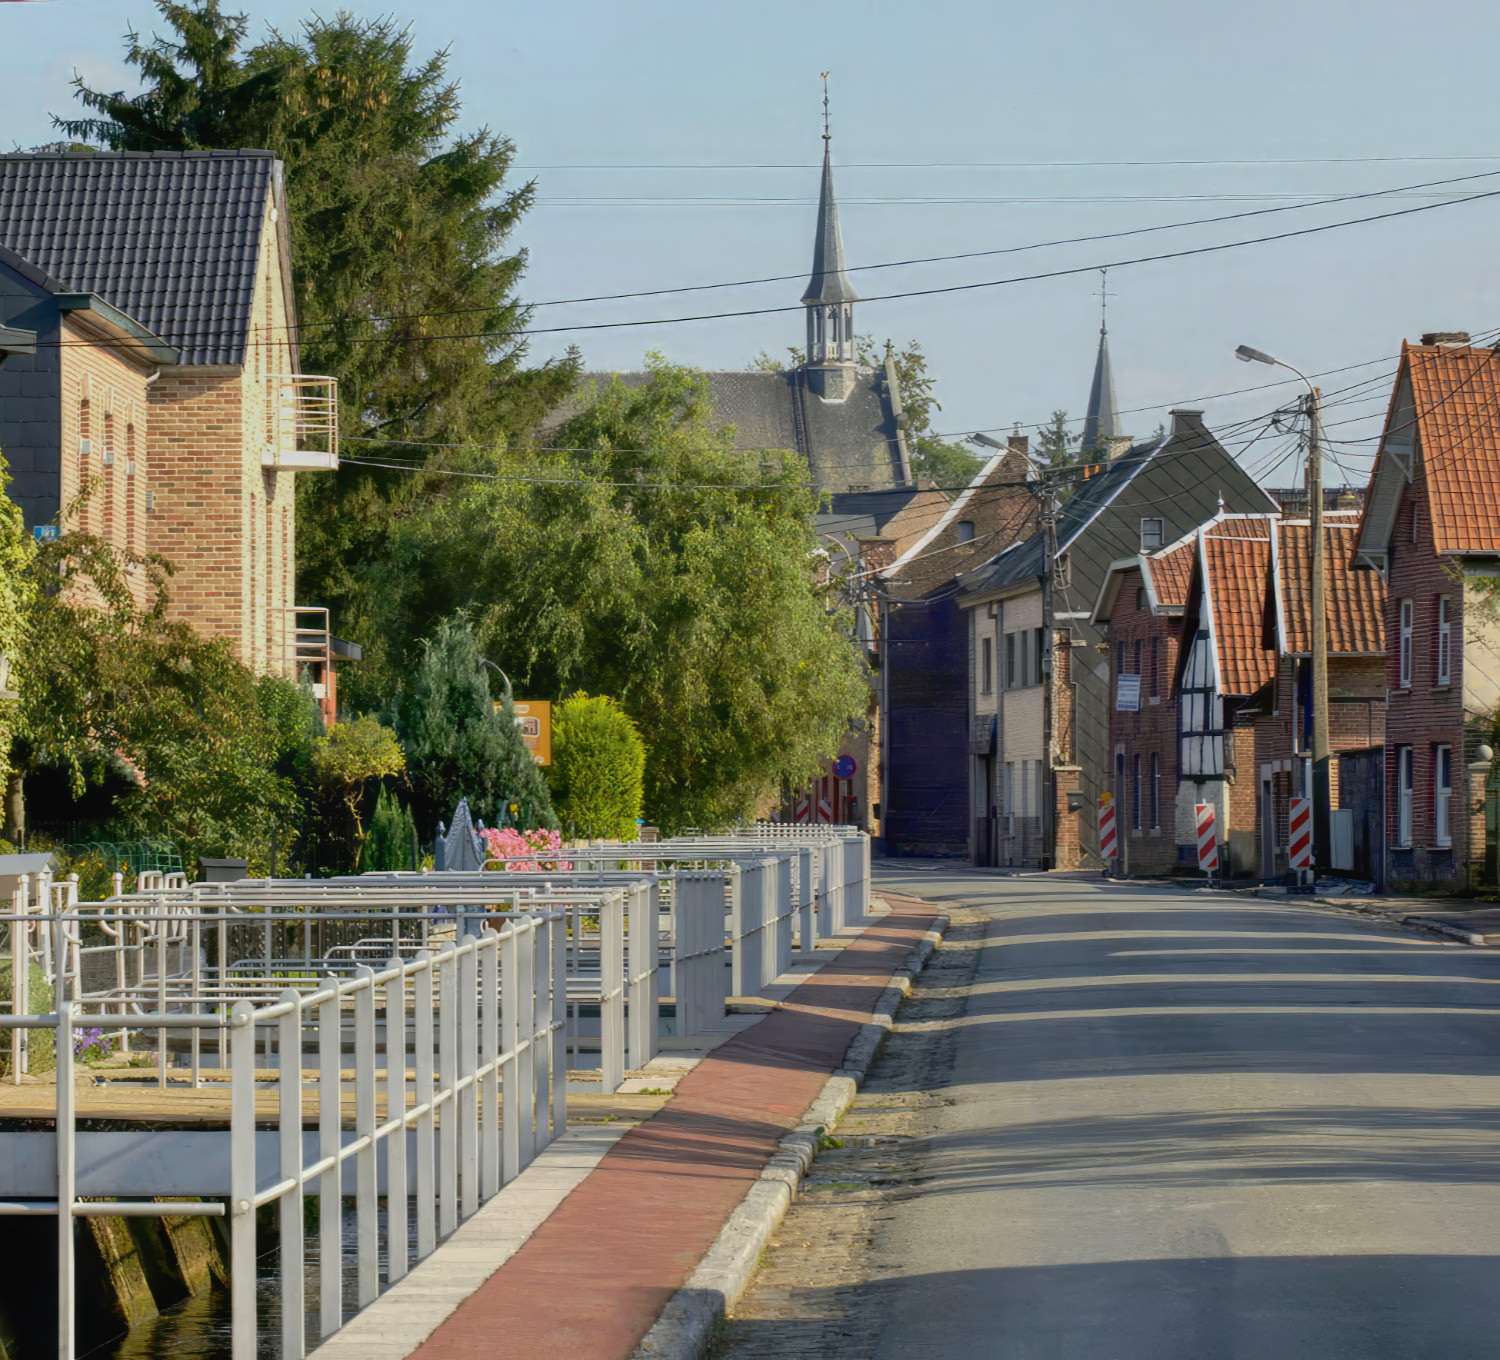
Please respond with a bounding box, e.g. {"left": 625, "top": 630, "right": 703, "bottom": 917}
{"left": 1435, "top": 745, "right": 1452, "bottom": 847}
{"left": 1141, "top": 518, "right": 1164, "bottom": 550}
{"left": 956, "top": 520, "right": 975, "bottom": 544}
{"left": 1151, "top": 752, "right": 1161, "bottom": 828}
{"left": 1032, "top": 627, "right": 1045, "bottom": 685}
{"left": 981, "top": 636, "right": 993, "bottom": 695}
{"left": 1396, "top": 746, "right": 1413, "bottom": 848}
{"left": 1149, "top": 637, "right": 1160, "bottom": 697}
{"left": 1437, "top": 596, "right": 1452, "bottom": 686}
{"left": 1136, "top": 586, "right": 1146, "bottom": 611}
{"left": 1132, "top": 754, "right": 1142, "bottom": 829}
{"left": 1399, "top": 599, "right": 1413, "bottom": 688}
{"left": 1133, "top": 639, "right": 1143, "bottom": 678}
{"left": 1006, "top": 632, "right": 1016, "bottom": 688}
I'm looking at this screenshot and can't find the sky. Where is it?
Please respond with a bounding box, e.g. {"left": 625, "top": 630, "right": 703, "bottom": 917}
{"left": 6, "top": 0, "right": 1500, "bottom": 488}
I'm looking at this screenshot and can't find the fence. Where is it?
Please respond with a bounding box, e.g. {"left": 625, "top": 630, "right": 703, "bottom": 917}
{"left": 86, "top": 878, "right": 637, "bottom": 1095}
{"left": 0, "top": 912, "right": 565, "bottom": 1360}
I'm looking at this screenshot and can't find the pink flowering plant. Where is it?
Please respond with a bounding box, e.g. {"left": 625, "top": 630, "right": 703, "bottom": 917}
{"left": 479, "top": 826, "right": 571, "bottom": 872}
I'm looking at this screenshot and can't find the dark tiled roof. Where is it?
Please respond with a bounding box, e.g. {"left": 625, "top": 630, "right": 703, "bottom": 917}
{"left": 0, "top": 150, "right": 281, "bottom": 366}
{"left": 958, "top": 441, "right": 1156, "bottom": 596}
{"left": 547, "top": 367, "right": 905, "bottom": 494}
{"left": 1277, "top": 515, "right": 1385, "bottom": 655}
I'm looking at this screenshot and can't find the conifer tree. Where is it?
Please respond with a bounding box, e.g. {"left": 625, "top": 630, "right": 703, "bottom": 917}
{"left": 391, "top": 615, "right": 555, "bottom": 834}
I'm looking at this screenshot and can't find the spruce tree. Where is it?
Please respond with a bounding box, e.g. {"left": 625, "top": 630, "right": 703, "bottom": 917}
{"left": 392, "top": 615, "right": 555, "bottom": 834}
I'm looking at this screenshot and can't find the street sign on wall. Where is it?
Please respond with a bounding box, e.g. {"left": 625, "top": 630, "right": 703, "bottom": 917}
{"left": 832, "top": 755, "right": 857, "bottom": 779}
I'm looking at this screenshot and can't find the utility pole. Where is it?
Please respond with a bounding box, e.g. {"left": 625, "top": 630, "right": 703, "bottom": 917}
{"left": 1040, "top": 471, "right": 1062, "bottom": 871}
{"left": 1236, "top": 344, "right": 1332, "bottom": 871}
{"left": 1307, "top": 387, "right": 1332, "bottom": 872}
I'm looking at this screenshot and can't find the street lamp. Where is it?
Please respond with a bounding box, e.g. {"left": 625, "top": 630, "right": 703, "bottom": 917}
{"left": 479, "top": 658, "right": 513, "bottom": 703}
{"left": 1237, "top": 343, "right": 1330, "bottom": 874}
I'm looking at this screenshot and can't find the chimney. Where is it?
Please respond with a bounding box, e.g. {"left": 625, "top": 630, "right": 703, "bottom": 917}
{"left": 1421, "top": 331, "right": 1471, "bottom": 347}
{"left": 1007, "top": 434, "right": 1029, "bottom": 458}
{"left": 1169, "top": 408, "right": 1205, "bottom": 437}
{"left": 1103, "top": 434, "right": 1133, "bottom": 462}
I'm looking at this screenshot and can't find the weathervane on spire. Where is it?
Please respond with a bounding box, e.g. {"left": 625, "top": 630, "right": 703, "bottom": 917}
{"left": 821, "top": 72, "right": 831, "bottom": 144}
{"left": 1094, "top": 267, "right": 1115, "bottom": 335}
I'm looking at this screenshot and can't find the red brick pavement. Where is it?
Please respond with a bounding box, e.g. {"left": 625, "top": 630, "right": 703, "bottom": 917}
{"left": 408, "top": 893, "right": 937, "bottom": 1360}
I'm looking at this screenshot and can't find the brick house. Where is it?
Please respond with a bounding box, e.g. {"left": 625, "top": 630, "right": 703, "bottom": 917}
{"left": 0, "top": 150, "right": 352, "bottom": 717}
{"left": 956, "top": 410, "right": 1277, "bottom": 870}
{"left": 1096, "top": 510, "right": 1385, "bottom": 878}
{"left": 1355, "top": 334, "right": 1500, "bottom": 890}
{"left": 1089, "top": 533, "right": 1196, "bottom": 875}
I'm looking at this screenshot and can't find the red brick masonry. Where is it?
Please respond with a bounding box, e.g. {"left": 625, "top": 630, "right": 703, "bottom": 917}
{"left": 409, "top": 892, "right": 938, "bottom": 1360}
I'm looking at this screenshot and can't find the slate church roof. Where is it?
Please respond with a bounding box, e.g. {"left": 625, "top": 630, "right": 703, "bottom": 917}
{"left": 0, "top": 150, "right": 292, "bottom": 367}
{"left": 551, "top": 366, "right": 909, "bottom": 494}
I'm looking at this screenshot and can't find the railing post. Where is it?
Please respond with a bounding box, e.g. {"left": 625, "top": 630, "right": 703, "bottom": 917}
{"left": 278, "top": 989, "right": 306, "bottom": 1360}
{"left": 500, "top": 928, "right": 519, "bottom": 1183}
{"left": 317, "top": 981, "right": 341, "bottom": 1339}
{"left": 56, "top": 1000, "right": 74, "bottom": 1360}
{"left": 437, "top": 944, "right": 458, "bottom": 1237}
{"left": 384, "top": 959, "right": 410, "bottom": 1285}
{"left": 229, "top": 1000, "right": 257, "bottom": 1360}
{"left": 550, "top": 913, "right": 567, "bottom": 1142}
{"left": 479, "top": 932, "right": 500, "bottom": 1200}
{"left": 413, "top": 952, "right": 436, "bottom": 1259}
{"left": 458, "top": 939, "right": 479, "bottom": 1220}
{"left": 354, "top": 966, "right": 378, "bottom": 1308}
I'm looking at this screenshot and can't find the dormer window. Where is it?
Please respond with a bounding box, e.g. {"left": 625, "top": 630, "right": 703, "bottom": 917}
{"left": 1141, "top": 518, "right": 1164, "bottom": 550}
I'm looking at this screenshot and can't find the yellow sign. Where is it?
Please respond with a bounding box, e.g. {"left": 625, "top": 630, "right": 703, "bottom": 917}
{"left": 511, "top": 700, "right": 552, "bottom": 766}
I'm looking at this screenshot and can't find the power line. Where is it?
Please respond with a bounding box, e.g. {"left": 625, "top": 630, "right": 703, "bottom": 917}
{"left": 513, "top": 155, "right": 1500, "bottom": 171}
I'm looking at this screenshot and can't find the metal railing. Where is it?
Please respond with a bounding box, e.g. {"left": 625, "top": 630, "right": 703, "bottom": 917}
{"left": 0, "top": 911, "right": 564, "bottom": 1360}
{"left": 85, "top": 876, "right": 638, "bottom": 1094}
{"left": 264, "top": 374, "right": 339, "bottom": 472}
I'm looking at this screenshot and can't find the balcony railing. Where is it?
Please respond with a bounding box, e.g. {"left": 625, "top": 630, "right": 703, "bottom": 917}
{"left": 263, "top": 374, "right": 338, "bottom": 471}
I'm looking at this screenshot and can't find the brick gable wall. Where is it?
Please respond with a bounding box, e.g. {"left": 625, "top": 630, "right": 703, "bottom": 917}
{"left": 1385, "top": 480, "right": 1480, "bottom": 888}
{"left": 1104, "top": 568, "right": 1183, "bottom": 876}
{"left": 143, "top": 190, "right": 299, "bottom": 676}
{"left": 57, "top": 319, "right": 153, "bottom": 610}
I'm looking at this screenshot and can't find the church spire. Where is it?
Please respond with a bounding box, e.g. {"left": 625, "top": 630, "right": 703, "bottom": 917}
{"left": 1081, "top": 270, "right": 1121, "bottom": 457}
{"left": 802, "top": 74, "right": 858, "bottom": 380}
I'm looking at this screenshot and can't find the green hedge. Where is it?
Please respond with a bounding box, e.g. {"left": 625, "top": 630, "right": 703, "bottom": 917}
{"left": 0, "top": 962, "right": 54, "bottom": 1075}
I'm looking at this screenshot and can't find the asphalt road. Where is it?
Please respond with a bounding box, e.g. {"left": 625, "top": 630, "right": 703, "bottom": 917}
{"left": 862, "top": 868, "right": 1500, "bottom": 1360}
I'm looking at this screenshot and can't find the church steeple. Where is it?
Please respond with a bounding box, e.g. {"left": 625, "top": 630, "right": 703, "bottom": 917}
{"left": 802, "top": 76, "right": 858, "bottom": 392}
{"left": 1081, "top": 271, "right": 1122, "bottom": 457}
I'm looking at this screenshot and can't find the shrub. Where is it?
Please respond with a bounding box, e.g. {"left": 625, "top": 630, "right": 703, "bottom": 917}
{"left": 550, "top": 693, "right": 645, "bottom": 841}
{"left": 364, "top": 785, "right": 417, "bottom": 871}
{"left": 0, "top": 961, "right": 53, "bottom": 1075}
{"left": 478, "top": 825, "right": 570, "bottom": 871}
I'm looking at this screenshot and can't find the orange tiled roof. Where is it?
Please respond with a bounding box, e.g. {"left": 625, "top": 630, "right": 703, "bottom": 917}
{"left": 1145, "top": 541, "right": 1195, "bottom": 607}
{"left": 1277, "top": 518, "right": 1386, "bottom": 655}
{"left": 1201, "top": 522, "right": 1276, "bottom": 695}
{"left": 1407, "top": 344, "right": 1500, "bottom": 554}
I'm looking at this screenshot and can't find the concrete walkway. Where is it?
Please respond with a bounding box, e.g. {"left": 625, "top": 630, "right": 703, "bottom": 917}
{"left": 403, "top": 894, "right": 937, "bottom": 1360}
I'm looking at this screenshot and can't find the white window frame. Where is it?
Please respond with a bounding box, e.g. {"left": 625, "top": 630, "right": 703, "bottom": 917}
{"left": 1397, "top": 746, "right": 1413, "bottom": 848}
{"left": 1437, "top": 595, "right": 1452, "bottom": 686}
{"left": 1141, "top": 518, "right": 1164, "bottom": 550}
{"left": 1399, "top": 599, "right": 1413, "bottom": 689}
{"left": 1435, "top": 744, "right": 1452, "bottom": 847}
{"left": 981, "top": 635, "right": 993, "bottom": 695}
